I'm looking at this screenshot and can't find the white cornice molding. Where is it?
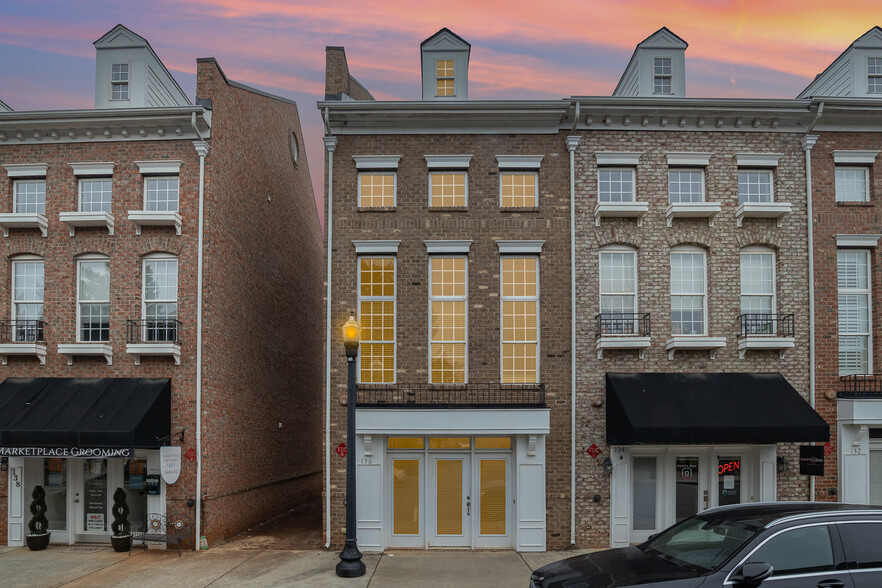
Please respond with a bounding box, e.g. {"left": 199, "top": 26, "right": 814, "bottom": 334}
{"left": 136, "top": 160, "right": 182, "bottom": 175}
{"left": 2, "top": 163, "right": 48, "bottom": 177}
{"left": 666, "top": 152, "right": 712, "bottom": 166}
{"left": 736, "top": 154, "right": 782, "bottom": 168}
{"left": 424, "top": 240, "right": 472, "bottom": 254}
{"left": 495, "top": 155, "right": 544, "bottom": 169}
{"left": 352, "top": 240, "right": 401, "bottom": 254}
{"left": 353, "top": 155, "right": 401, "bottom": 170}
{"left": 70, "top": 162, "right": 115, "bottom": 176}
{"left": 496, "top": 240, "right": 545, "bottom": 254}
{"left": 596, "top": 152, "right": 641, "bottom": 166}
{"left": 836, "top": 234, "right": 882, "bottom": 248}
{"left": 833, "top": 150, "right": 879, "bottom": 164}
{"left": 425, "top": 155, "right": 472, "bottom": 169}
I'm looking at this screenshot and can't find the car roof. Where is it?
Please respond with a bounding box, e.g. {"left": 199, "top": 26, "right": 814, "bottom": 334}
{"left": 698, "top": 502, "right": 882, "bottom": 528}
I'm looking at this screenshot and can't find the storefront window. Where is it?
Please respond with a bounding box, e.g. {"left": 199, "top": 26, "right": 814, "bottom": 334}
{"left": 125, "top": 459, "right": 149, "bottom": 527}
{"left": 43, "top": 458, "right": 67, "bottom": 531}
{"left": 718, "top": 457, "right": 741, "bottom": 506}
{"left": 83, "top": 459, "right": 107, "bottom": 532}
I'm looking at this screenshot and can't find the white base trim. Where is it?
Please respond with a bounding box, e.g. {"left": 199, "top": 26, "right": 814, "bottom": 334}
{"left": 665, "top": 336, "right": 726, "bottom": 360}
{"left": 596, "top": 336, "right": 651, "bottom": 359}
{"left": 356, "top": 408, "right": 550, "bottom": 435}
{"left": 735, "top": 202, "right": 791, "bottom": 227}
{"left": 0, "top": 343, "right": 47, "bottom": 365}
{"left": 59, "top": 211, "right": 115, "bottom": 236}
{"left": 57, "top": 343, "right": 113, "bottom": 365}
{"left": 665, "top": 202, "right": 720, "bottom": 227}
{"left": 128, "top": 211, "right": 182, "bottom": 235}
{"left": 737, "top": 336, "right": 794, "bottom": 359}
{"left": 0, "top": 213, "right": 48, "bottom": 237}
{"left": 594, "top": 202, "right": 649, "bottom": 226}
{"left": 126, "top": 343, "right": 181, "bottom": 365}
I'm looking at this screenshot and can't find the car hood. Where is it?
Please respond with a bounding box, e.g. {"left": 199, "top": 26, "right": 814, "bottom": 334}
{"left": 533, "top": 546, "right": 706, "bottom": 588}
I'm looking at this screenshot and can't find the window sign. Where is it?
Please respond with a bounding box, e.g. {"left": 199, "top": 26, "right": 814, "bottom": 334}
{"left": 145, "top": 474, "right": 161, "bottom": 495}
{"left": 800, "top": 445, "right": 825, "bottom": 476}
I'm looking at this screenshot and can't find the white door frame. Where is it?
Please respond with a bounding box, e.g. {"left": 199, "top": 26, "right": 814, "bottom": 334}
{"left": 666, "top": 448, "right": 709, "bottom": 529}
{"left": 473, "top": 453, "right": 512, "bottom": 549}
{"left": 628, "top": 449, "right": 664, "bottom": 543}
{"left": 386, "top": 452, "right": 424, "bottom": 548}
{"left": 427, "top": 453, "right": 471, "bottom": 548}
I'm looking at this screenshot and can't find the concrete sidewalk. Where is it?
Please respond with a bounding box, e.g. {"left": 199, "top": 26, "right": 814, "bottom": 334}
{"left": 0, "top": 545, "right": 593, "bottom": 587}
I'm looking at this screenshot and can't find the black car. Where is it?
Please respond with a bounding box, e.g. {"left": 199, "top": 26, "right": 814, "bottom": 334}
{"left": 530, "top": 502, "right": 882, "bottom": 587}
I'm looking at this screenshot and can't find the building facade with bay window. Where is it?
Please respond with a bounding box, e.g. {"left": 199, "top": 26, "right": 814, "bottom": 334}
{"left": 0, "top": 25, "right": 324, "bottom": 548}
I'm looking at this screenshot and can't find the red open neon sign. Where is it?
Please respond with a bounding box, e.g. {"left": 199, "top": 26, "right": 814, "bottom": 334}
{"left": 718, "top": 460, "right": 740, "bottom": 474}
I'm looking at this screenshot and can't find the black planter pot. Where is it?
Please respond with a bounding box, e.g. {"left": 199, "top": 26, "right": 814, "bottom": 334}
{"left": 111, "top": 535, "right": 132, "bottom": 553}
{"left": 26, "top": 533, "right": 50, "bottom": 551}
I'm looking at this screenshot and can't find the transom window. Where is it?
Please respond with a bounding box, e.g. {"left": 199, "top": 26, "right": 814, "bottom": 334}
{"left": 501, "top": 257, "right": 538, "bottom": 383}
{"left": 145, "top": 177, "right": 179, "bottom": 212}
{"left": 436, "top": 60, "right": 455, "bottom": 96}
{"left": 671, "top": 248, "right": 707, "bottom": 335}
{"left": 653, "top": 57, "right": 672, "bottom": 94}
{"left": 430, "top": 172, "right": 467, "bottom": 207}
{"left": 11, "top": 258, "right": 44, "bottom": 342}
{"left": 359, "top": 257, "right": 396, "bottom": 383}
{"left": 358, "top": 173, "right": 396, "bottom": 207}
{"left": 669, "top": 170, "right": 704, "bottom": 203}
{"left": 14, "top": 180, "right": 46, "bottom": 214}
{"left": 79, "top": 179, "right": 112, "bottom": 213}
{"left": 838, "top": 249, "right": 871, "bottom": 375}
{"left": 500, "top": 172, "right": 538, "bottom": 208}
{"left": 835, "top": 167, "right": 869, "bottom": 202}
{"left": 741, "top": 249, "right": 775, "bottom": 334}
{"left": 111, "top": 63, "right": 129, "bottom": 101}
{"left": 143, "top": 256, "right": 178, "bottom": 342}
{"left": 598, "top": 169, "right": 635, "bottom": 203}
{"left": 869, "top": 57, "right": 882, "bottom": 94}
{"left": 599, "top": 247, "right": 638, "bottom": 334}
{"left": 78, "top": 257, "right": 110, "bottom": 342}
{"left": 387, "top": 436, "right": 511, "bottom": 450}
{"left": 430, "top": 257, "right": 467, "bottom": 383}
{"left": 738, "top": 170, "right": 773, "bottom": 204}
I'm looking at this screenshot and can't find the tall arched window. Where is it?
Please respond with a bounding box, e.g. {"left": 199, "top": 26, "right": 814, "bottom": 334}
{"left": 670, "top": 246, "right": 707, "bottom": 336}
{"left": 599, "top": 246, "right": 638, "bottom": 334}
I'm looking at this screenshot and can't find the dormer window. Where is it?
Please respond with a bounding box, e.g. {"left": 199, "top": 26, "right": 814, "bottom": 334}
{"left": 869, "top": 57, "right": 882, "bottom": 94}
{"left": 653, "top": 57, "right": 672, "bottom": 94}
{"left": 436, "top": 60, "right": 455, "bottom": 96}
{"left": 111, "top": 63, "right": 129, "bottom": 100}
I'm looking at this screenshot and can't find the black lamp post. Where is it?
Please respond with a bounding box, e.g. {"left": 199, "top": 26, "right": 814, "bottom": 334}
{"left": 336, "top": 313, "right": 366, "bottom": 577}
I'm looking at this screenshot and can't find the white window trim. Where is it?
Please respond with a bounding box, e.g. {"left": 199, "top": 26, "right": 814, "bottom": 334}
{"left": 435, "top": 59, "right": 455, "bottom": 97}
{"left": 598, "top": 245, "right": 639, "bottom": 319}
{"left": 496, "top": 240, "right": 544, "bottom": 254}
{"left": 424, "top": 155, "right": 472, "bottom": 169}
{"left": 595, "top": 152, "right": 641, "bottom": 166}
{"left": 666, "top": 153, "right": 712, "bottom": 167}
{"left": 136, "top": 160, "right": 182, "bottom": 175}
{"left": 78, "top": 178, "right": 113, "bottom": 213}
{"left": 110, "top": 63, "right": 130, "bottom": 101}
{"left": 495, "top": 155, "right": 544, "bottom": 169}
{"left": 835, "top": 166, "right": 870, "bottom": 203}
{"left": 357, "top": 171, "right": 397, "bottom": 207}
{"left": 76, "top": 255, "right": 110, "bottom": 343}
{"left": 143, "top": 176, "right": 180, "bottom": 212}
{"left": 833, "top": 151, "right": 879, "bottom": 164}
{"left": 429, "top": 255, "right": 468, "bottom": 384}
{"left": 736, "top": 154, "right": 782, "bottom": 168}
{"left": 11, "top": 255, "right": 44, "bottom": 325}
{"left": 2, "top": 163, "right": 48, "bottom": 178}
{"left": 353, "top": 240, "right": 401, "bottom": 254}
{"left": 838, "top": 249, "right": 872, "bottom": 376}
{"left": 425, "top": 240, "right": 472, "bottom": 254}
{"left": 70, "top": 162, "right": 115, "bottom": 176}
{"left": 12, "top": 178, "right": 46, "bottom": 215}
{"left": 668, "top": 168, "right": 706, "bottom": 204}
{"left": 499, "top": 255, "right": 540, "bottom": 384}
{"left": 141, "top": 253, "right": 178, "bottom": 327}
{"left": 870, "top": 56, "right": 882, "bottom": 94}
{"left": 737, "top": 169, "right": 775, "bottom": 204}
{"left": 653, "top": 57, "right": 672, "bottom": 95}
{"left": 353, "top": 155, "right": 401, "bottom": 170}
{"left": 428, "top": 171, "right": 468, "bottom": 207}
{"left": 499, "top": 171, "right": 539, "bottom": 208}
{"left": 670, "top": 246, "right": 708, "bottom": 337}
{"left": 740, "top": 246, "right": 777, "bottom": 317}
{"left": 357, "top": 255, "right": 397, "bottom": 384}
{"left": 836, "top": 234, "right": 882, "bottom": 248}
{"left": 598, "top": 167, "right": 637, "bottom": 203}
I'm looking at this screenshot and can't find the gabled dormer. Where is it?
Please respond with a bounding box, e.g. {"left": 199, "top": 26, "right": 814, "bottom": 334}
{"left": 613, "top": 27, "right": 687, "bottom": 98}
{"left": 0, "top": 99, "right": 11, "bottom": 112}
{"left": 93, "top": 24, "right": 190, "bottom": 109}
{"left": 799, "top": 26, "right": 882, "bottom": 98}
{"left": 421, "top": 28, "right": 470, "bottom": 101}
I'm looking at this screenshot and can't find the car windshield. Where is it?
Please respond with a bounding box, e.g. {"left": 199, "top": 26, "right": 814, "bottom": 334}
{"left": 639, "top": 516, "right": 760, "bottom": 573}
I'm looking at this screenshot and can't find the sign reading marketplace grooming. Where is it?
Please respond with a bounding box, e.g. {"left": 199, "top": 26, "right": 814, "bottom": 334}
{"left": 0, "top": 447, "right": 133, "bottom": 458}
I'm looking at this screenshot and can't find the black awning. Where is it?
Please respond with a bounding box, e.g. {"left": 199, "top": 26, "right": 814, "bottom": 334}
{"left": 0, "top": 378, "right": 170, "bottom": 449}
{"left": 606, "top": 373, "right": 829, "bottom": 445}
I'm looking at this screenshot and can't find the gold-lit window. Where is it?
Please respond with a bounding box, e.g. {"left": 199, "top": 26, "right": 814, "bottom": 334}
{"left": 388, "top": 437, "right": 424, "bottom": 450}
{"left": 501, "top": 173, "right": 537, "bottom": 208}
{"left": 430, "top": 172, "right": 467, "bottom": 207}
{"left": 430, "top": 257, "right": 467, "bottom": 383}
{"left": 475, "top": 437, "right": 511, "bottom": 449}
{"left": 358, "top": 173, "right": 396, "bottom": 207}
{"left": 429, "top": 437, "right": 470, "bottom": 450}
{"left": 436, "top": 59, "right": 455, "bottom": 96}
{"left": 359, "top": 257, "right": 395, "bottom": 383}
{"left": 501, "top": 257, "right": 538, "bottom": 383}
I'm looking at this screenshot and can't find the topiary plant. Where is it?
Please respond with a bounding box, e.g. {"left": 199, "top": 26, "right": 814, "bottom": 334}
{"left": 28, "top": 485, "right": 49, "bottom": 535}
{"left": 111, "top": 487, "right": 131, "bottom": 537}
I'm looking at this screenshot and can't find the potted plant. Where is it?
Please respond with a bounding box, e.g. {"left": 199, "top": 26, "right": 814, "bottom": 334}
{"left": 26, "top": 485, "right": 50, "bottom": 551}
{"left": 110, "top": 487, "right": 132, "bottom": 552}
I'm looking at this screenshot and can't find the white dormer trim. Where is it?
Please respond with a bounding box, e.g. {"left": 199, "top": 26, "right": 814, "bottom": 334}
{"left": 352, "top": 240, "right": 401, "bottom": 254}
{"left": 353, "top": 155, "right": 401, "bottom": 170}
{"left": 136, "top": 160, "right": 181, "bottom": 175}
{"left": 496, "top": 240, "right": 545, "bottom": 254}
{"left": 495, "top": 155, "right": 544, "bottom": 169}
{"left": 836, "top": 234, "right": 882, "bottom": 248}
{"left": 666, "top": 153, "right": 712, "bottom": 166}
{"left": 425, "top": 240, "right": 472, "bottom": 254}
{"left": 596, "top": 152, "right": 641, "bottom": 166}
{"left": 833, "top": 150, "right": 879, "bottom": 164}
{"left": 2, "top": 163, "right": 48, "bottom": 177}
{"left": 425, "top": 155, "right": 472, "bottom": 169}
{"left": 736, "top": 154, "right": 782, "bottom": 168}
{"left": 70, "top": 162, "right": 115, "bottom": 176}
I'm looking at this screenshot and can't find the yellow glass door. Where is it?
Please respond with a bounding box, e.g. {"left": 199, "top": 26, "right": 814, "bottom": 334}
{"left": 388, "top": 455, "right": 423, "bottom": 548}
{"left": 475, "top": 455, "right": 510, "bottom": 548}
{"left": 428, "top": 454, "right": 470, "bottom": 547}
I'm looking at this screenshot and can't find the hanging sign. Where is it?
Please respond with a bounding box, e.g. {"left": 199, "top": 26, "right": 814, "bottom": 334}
{"left": 800, "top": 445, "right": 825, "bottom": 476}
{"left": 160, "top": 446, "right": 182, "bottom": 484}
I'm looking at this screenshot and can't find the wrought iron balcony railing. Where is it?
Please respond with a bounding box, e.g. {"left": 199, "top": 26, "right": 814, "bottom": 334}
{"left": 838, "top": 374, "right": 882, "bottom": 398}
{"left": 126, "top": 319, "right": 181, "bottom": 345}
{"left": 596, "top": 313, "right": 651, "bottom": 337}
{"left": 357, "top": 382, "right": 546, "bottom": 408}
{"left": 1, "top": 319, "right": 45, "bottom": 343}
{"left": 738, "top": 313, "right": 794, "bottom": 337}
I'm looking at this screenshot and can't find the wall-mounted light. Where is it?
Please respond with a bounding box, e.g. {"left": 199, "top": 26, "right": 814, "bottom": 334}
{"left": 0, "top": 457, "right": 7, "bottom": 472}
{"left": 603, "top": 457, "right": 613, "bottom": 476}
{"left": 776, "top": 456, "right": 788, "bottom": 474}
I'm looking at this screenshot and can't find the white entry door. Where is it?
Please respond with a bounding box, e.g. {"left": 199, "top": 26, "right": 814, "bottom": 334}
{"left": 43, "top": 458, "right": 72, "bottom": 544}
{"left": 629, "top": 454, "right": 661, "bottom": 543}
{"left": 428, "top": 454, "right": 471, "bottom": 547}
{"left": 387, "top": 453, "right": 424, "bottom": 548}
{"left": 73, "top": 458, "right": 112, "bottom": 543}
{"left": 670, "top": 451, "right": 708, "bottom": 525}
{"left": 474, "top": 454, "right": 511, "bottom": 549}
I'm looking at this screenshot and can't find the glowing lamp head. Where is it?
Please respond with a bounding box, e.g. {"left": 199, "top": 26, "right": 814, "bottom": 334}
{"left": 342, "top": 313, "right": 360, "bottom": 357}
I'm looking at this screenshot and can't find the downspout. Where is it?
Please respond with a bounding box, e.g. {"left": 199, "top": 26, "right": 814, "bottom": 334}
{"left": 323, "top": 107, "right": 337, "bottom": 548}
{"left": 566, "top": 116, "right": 582, "bottom": 546}
{"left": 191, "top": 111, "right": 209, "bottom": 549}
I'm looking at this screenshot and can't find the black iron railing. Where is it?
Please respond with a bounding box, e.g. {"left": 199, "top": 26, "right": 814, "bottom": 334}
{"left": 838, "top": 374, "right": 882, "bottom": 398}
{"left": 596, "top": 313, "right": 651, "bottom": 336}
{"left": 738, "top": 313, "right": 794, "bottom": 337}
{"left": 0, "top": 320, "right": 45, "bottom": 343}
{"left": 126, "top": 319, "right": 181, "bottom": 345}
{"left": 357, "top": 382, "right": 546, "bottom": 408}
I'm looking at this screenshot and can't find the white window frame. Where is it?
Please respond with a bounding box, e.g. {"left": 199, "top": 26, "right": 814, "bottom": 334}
{"left": 428, "top": 171, "right": 468, "bottom": 208}
{"left": 76, "top": 255, "right": 111, "bottom": 343}
{"left": 653, "top": 57, "right": 672, "bottom": 95}
{"left": 357, "top": 255, "right": 397, "bottom": 384}
{"left": 141, "top": 254, "right": 178, "bottom": 341}
{"left": 737, "top": 170, "right": 774, "bottom": 204}
{"left": 668, "top": 169, "right": 705, "bottom": 204}
{"left": 11, "top": 255, "right": 44, "bottom": 342}
{"left": 428, "top": 255, "right": 468, "bottom": 384}
{"left": 13, "top": 179, "right": 46, "bottom": 214}
{"left": 835, "top": 167, "right": 870, "bottom": 203}
{"left": 435, "top": 59, "right": 455, "bottom": 97}
{"left": 357, "top": 172, "right": 397, "bottom": 208}
{"left": 110, "top": 63, "right": 129, "bottom": 101}
{"left": 598, "top": 168, "right": 636, "bottom": 203}
{"left": 598, "top": 246, "right": 638, "bottom": 333}
{"left": 670, "top": 246, "right": 708, "bottom": 336}
{"left": 499, "top": 171, "right": 539, "bottom": 208}
{"left": 78, "top": 178, "right": 113, "bottom": 213}
{"left": 740, "top": 247, "right": 776, "bottom": 334}
{"left": 499, "top": 255, "right": 540, "bottom": 384}
{"left": 868, "top": 57, "right": 882, "bottom": 94}
{"left": 143, "top": 176, "right": 180, "bottom": 212}
{"left": 838, "top": 249, "right": 872, "bottom": 375}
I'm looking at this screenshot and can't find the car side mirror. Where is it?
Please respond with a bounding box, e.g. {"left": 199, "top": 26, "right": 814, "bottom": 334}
{"left": 646, "top": 533, "right": 659, "bottom": 541}
{"left": 733, "top": 562, "right": 773, "bottom": 586}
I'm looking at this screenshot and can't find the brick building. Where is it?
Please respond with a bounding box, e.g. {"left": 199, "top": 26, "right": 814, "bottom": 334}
{"left": 0, "top": 25, "right": 324, "bottom": 548}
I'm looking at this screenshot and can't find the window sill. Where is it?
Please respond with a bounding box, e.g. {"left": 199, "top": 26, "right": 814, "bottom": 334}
{"left": 736, "top": 336, "right": 794, "bottom": 359}
{"left": 428, "top": 206, "right": 469, "bottom": 212}
{"left": 594, "top": 201, "right": 649, "bottom": 226}
{"left": 665, "top": 336, "right": 726, "bottom": 360}
{"left": 735, "top": 202, "right": 792, "bottom": 227}
{"left": 0, "top": 342, "right": 47, "bottom": 365}
{"left": 665, "top": 202, "right": 720, "bottom": 227}
{"left": 59, "top": 211, "right": 115, "bottom": 236}
{"left": 126, "top": 342, "right": 181, "bottom": 365}
{"left": 596, "top": 335, "right": 651, "bottom": 359}
{"left": 835, "top": 201, "right": 874, "bottom": 207}
{"left": 357, "top": 206, "right": 397, "bottom": 213}
{"left": 0, "top": 213, "right": 48, "bottom": 237}
{"left": 58, "top": 343, "right": 113, "bottom": 365}
{"left": 127, "top": 210, "right": 182, "bottom": 235}
{"left": 500, "top": 207, "right": 540, "bottom": 213}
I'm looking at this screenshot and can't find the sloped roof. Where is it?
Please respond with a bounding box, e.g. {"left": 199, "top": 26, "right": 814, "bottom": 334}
{"left": 637, "top": 26, "right": 688, "bottom": 49}
{"left": 798, "top": 26, "right": 882, "bottom": 98}
{"left": 421, "top": 27, "right": 471, "bottom": 50}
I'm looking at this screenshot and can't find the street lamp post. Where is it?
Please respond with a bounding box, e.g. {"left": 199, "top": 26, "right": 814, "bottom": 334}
{"left": 336, "top": 313, "right": 366, "bottom": 577}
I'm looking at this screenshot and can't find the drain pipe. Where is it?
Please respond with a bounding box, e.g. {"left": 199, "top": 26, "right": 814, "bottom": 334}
{"left": 566, "top": 125, "right": 582, "bottom": 546}
{"left": 323, "top": 106, "right": 337, "bottom": 548}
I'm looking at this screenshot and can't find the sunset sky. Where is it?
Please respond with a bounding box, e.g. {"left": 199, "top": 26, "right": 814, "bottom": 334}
{"left": 1, "top": 1, "right": 880, "bottom": 227}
